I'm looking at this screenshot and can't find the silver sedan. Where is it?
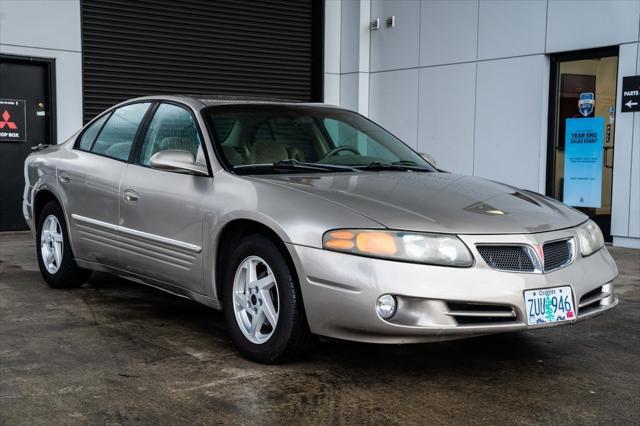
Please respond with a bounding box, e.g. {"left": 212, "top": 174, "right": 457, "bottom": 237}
{"left": 23, "top": 95, "right": 618, "bottom": 363}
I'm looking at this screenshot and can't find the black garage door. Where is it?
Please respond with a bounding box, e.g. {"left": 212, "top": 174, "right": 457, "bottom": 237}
{"left": 81, "top": 0, "right": 323, "bottom": 123}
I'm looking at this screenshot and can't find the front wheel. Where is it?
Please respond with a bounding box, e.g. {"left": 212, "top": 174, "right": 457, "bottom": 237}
{"left": 36, "top": 201, "right": 91, "bottom": 288}
{"left": 223, "top": 234, "right": 312, "bottom": 363}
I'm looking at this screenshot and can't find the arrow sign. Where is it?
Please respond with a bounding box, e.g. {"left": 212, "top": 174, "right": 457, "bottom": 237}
{"left": 622, "top": 76, "right": 640, "bottom": 112}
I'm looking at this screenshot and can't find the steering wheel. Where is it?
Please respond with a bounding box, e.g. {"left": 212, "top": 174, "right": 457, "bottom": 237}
{"left": 323, "top": 146, "right": 360, "bottom": 159}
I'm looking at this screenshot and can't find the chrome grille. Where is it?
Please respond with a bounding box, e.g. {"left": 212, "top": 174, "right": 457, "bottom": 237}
{"left": 543, "top": 239, "right": 572, "bottom": 271}
{"left": 476, "top": 246, "right": 535, "bottom": 272}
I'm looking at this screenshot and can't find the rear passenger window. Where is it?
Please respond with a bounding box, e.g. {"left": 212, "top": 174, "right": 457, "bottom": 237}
{"left": 91, "top": 102, "right": 151, "bottom": 161}
{"left": 77, "top": 114, "right": 109, "bottom": 151}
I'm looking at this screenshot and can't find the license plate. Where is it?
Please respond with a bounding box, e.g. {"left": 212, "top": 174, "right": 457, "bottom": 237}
{"left": 524, "top": 286, "right": 576, "bottom": 325}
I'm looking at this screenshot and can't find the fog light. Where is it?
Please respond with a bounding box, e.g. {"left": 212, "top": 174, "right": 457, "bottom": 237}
{"left": 376, "top": 294, "right": 397, "bottom": 319}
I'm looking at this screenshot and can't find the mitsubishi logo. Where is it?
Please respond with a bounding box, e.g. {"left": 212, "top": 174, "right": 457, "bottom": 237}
{"left": 0, "top": 110, "right": 17, "bottom": 130}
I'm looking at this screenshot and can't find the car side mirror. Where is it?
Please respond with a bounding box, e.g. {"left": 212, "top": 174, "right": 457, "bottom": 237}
{"left": 149, "top": 150, "right": 208, "bottom": 176}
{"left": 419, "top": 152, "right": 437, "bottom": 168}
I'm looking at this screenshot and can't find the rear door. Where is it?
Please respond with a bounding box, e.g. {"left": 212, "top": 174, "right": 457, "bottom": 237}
{"left": 118, "top": 102, "right": 211, "bottom": 294}
{"left": 60, "top": 102, "right": 151, "bottom": 265}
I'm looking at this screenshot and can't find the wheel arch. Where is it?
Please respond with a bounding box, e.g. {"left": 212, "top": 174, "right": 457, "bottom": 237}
{"left": 213, "top": 218, "right": 300, "bottom": 305}
{"left": 32, "top": 187, "right": 78, "bottom": 258}
{"left": 33, "top": 189, "right": 61, "bottom": 224}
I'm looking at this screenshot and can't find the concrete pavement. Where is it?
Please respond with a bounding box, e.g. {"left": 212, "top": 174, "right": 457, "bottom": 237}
{"left": 1, "top": 232, "right": 638, "bottom": 424}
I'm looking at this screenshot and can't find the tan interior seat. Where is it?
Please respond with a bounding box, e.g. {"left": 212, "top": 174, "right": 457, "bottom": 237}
{"left": 221, "top": 145, "right": 244, "bottom": 165}
{"left": 249, "top": 139, "right": 288, "bottom": 164}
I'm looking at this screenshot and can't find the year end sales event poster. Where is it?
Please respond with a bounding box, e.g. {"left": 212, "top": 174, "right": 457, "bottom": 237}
{"left": 563, "top": 117, "right": 604, "bottom": 208}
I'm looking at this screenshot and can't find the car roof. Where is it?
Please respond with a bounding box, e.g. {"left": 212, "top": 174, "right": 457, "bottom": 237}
{"left": 121, "top": 94, "right": 342, "bottom": 109}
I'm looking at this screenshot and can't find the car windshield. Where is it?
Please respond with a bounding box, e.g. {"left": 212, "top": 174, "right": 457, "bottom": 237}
{"left": 204, "top": 105, "right": 436, "bottom": 174}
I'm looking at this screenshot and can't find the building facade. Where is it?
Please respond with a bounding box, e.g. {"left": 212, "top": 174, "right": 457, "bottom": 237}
{"left": 325, "top": 0, "right": 640, "bottom": 248}
{"left": 1, "top": 0, "right": 638, "bottom": 248}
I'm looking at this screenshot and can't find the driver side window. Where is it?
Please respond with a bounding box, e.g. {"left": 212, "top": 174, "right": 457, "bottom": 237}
{"left": 138, "top": 103, "right": 202, "bottom": 166}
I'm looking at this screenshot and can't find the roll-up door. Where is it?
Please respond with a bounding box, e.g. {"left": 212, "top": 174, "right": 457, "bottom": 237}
{"left": 81, "top": 0, "right": 323, "bottom": 122}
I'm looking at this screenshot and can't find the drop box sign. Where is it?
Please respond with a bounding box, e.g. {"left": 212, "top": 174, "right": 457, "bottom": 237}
{"left": 0, "top": 99, "right": 26, "bottom": 142}
{"left": 563, "top": 117, "right": 604, "bottom": 208}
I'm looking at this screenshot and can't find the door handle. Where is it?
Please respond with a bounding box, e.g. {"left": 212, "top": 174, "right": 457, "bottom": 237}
{"left": 58, "top": 174, "right": 70, "bottom": 184}
{"left": 123, "top": 189, "right": 139, "bottom": 204}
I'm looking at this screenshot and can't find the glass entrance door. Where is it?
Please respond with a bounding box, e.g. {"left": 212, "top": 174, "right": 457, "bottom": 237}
{"left": 547, "top": 48, "right": 618, "bottom": 241}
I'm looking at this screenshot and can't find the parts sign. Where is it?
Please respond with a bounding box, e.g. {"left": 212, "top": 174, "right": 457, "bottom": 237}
{"left": 622, "top": 76, "right": 640, "bottom": 112}
{"left": 0, "top": 99, "right": 26, "bottom": 142}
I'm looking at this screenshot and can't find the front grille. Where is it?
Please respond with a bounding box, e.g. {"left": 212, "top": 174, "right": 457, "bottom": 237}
{"left": 543, "top": 239, "right": 572, "bottom": 271}
{"left": 476, "top": 246, "right": 535, "bottom": 272}
{"left": 446, "top": 302, "right": 517, "bottom": 325}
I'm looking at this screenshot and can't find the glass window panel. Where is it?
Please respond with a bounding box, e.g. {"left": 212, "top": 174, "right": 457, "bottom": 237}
{"left": 91, "top": 102, "right": 150, "bottom": 161}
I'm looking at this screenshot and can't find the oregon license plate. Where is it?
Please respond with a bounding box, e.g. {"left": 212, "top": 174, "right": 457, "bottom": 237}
{"left": 524, "top": 286, "right": 576, "bottom": 325}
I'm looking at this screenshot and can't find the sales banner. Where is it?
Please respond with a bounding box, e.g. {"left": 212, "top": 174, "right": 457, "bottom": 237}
{"left": 0, "top": 99, "right": 27, "bottom": 142}
{"left": 563, "top": 117, "right": 604, "bottom": 208}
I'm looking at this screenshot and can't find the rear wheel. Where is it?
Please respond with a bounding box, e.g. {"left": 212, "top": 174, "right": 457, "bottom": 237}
{"left": 36, "top": 201, "right": 91, "bottom": 288}
{"left": 223, "top": 234, "right": 311, "bottom": 363}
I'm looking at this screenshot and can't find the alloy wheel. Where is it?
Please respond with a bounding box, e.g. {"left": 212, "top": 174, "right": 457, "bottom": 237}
{"left": 40, "top": 214, "right": 64, "bottom": 274}
{"left": 232, "top": 255, "right": 280, "bottom": 344}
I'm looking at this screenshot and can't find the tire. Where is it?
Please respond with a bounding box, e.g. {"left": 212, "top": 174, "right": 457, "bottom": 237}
{"left": 223, "top": 234, "right": 312, "bottom": 363}
{"left": 36, "top": 200, "right": 91, "bottom": 289}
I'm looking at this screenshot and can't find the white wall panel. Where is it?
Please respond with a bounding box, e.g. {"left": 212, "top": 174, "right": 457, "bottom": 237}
{"left": 340, "top": 73, "right": 359, "bottom": 111}
{"left": 324, "top": 0, "right": 342, "bottom": 74}
{"left": 611, "top": 43, "right": 637, "bottom": 238}
{"left": 478, "top": 0, "right": 547, "bottom": 60}
{"left": 417, "top": 62, "right": 476, "bottom": 174}
{"left": 474, "top": 55, "right": 548, "bottom": 190}
{"left": 370, "top": 0, "right": 420, "bottom": 72}
{"left": 340, "top": 0, "right": 361, "bottom": 74}
{"left": 369, "top": 69, "right": 419, "bottom": 148}
{"left": 324, "top": 73, "right": 340, "bottom": 105}
{"left": 630, "top": 36, "right": 640, "bottom": 238}
{"left": 629, "top": 121, "right": 640, "bottom": 238}
{"left": 0, "top": 0, "right": 81, "bottom": 52}
{"left": 420, "top": 0, "right": 478, "bottom": 67}
{"left": 0, "top": 45, "right": 82, "bottom": 142}
{"left": 546, "top": 0, "right": 640, "bottom": 53}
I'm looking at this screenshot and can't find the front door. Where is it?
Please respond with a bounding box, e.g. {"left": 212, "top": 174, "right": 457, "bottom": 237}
{"left": 0, "top": 56, "right": 53, "bottom": 230}
{"left": 118, "top": 102, "right": 210, "bottom": 294}
{"left": 547, "top": 48, "right": 619, "bottom": 241}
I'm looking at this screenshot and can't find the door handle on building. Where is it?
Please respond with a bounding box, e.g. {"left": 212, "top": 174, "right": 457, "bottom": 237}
{"left": 123, "top": 189, "right": 139, "bottom": 204}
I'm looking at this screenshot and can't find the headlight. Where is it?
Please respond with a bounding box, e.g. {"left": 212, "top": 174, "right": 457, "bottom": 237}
{"left": 576, "top": 220, "right": 604, "bottom": 256}
{"left": 322, "top": 229, "right": 474, "bottom": 267}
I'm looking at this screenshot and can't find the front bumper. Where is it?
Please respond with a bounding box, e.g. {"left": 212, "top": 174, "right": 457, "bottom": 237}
{"left": 288, "top": 228, "right": 619, "bottom": 343}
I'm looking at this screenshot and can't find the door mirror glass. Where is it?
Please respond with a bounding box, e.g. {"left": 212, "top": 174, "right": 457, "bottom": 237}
{"left": 419, "top": 152, "right": 436, "bottom": 168}
{"left": 149, "top": 149, "right": 208, "bottom": 176}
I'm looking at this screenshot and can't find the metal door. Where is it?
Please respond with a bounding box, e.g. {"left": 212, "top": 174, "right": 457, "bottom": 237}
{"left": 0, "top": 56, "right": 54, "bottom": 230}
{"left": 60, "top": 102, "right": 151, "bottom": 265}
{"left": 118, "top": 165, "right": 210, "bottom": 294}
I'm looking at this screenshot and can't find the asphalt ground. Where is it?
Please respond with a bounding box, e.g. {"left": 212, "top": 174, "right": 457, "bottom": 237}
{"left": 1, "top": 231, "right": 638, "bottom": 425}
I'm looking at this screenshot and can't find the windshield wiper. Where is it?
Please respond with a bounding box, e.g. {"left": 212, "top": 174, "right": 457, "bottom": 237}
{"left": 273, "top": 159, "right": 358, "bottom": 172}
{"left": 234, "top": 159, "right": 356, "bottom": 173}
{"left": 355, "top": 160, "right": 432, "bottom": 172}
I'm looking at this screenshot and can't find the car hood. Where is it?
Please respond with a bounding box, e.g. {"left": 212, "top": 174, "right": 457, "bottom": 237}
{"left": 252, "top": 172, "right": 586, "bottom": 235}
